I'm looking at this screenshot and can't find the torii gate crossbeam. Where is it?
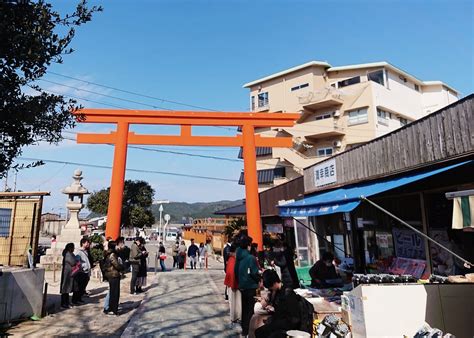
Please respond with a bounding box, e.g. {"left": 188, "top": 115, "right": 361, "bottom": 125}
{"left": 75, "top": 109, "right": 299, "bottom": 250}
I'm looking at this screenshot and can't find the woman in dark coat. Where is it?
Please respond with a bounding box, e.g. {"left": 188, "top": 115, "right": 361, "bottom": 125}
{"left": 136, "top": 238, "right": 148, "bottom": 293}
{"left": 60, "top": 243, "right": 77, "bottom": 308}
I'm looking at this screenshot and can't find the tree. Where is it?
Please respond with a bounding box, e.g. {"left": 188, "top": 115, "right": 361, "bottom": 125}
{"left": 223, "top": 217, "right": 246, "bottom": 240}
{"left": 87, "top": 180, "right": 156, "bottom": 229}
{"left": 0, "top": 0, "right": 102, "bottom": 178}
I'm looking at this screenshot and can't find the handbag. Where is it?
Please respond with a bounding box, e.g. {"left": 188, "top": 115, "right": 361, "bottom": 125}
{"left": 159, "top": 254, "right": 167, "bottom": 260}
{"left": 71, "top": 262, "right": 82, "bottom": 277}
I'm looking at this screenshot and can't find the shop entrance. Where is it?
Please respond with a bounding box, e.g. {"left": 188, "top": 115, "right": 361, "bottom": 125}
{"left": 75, "top": 108, "right": 299, "bottom": 249}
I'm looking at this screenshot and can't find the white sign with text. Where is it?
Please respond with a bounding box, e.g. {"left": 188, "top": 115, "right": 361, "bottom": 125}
{"left": 314, "top": 159, "right": 337, "bottom": 187}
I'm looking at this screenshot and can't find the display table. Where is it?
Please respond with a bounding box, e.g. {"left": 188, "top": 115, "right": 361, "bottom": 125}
{"left": 306, "top": 297, "right": 342, "bottom": 320}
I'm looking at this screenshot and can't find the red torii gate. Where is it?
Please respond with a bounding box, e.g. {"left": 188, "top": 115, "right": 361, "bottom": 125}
{"left": 75, "top": 109, "right": 299, "bottom": 250}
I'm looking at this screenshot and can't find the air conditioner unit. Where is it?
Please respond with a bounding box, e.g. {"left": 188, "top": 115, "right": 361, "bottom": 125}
{"left": 333, "top": 140, "right": 342, "bottom": 148}
{"left": 333, "top": 110, "right": 341, "bottom": 118}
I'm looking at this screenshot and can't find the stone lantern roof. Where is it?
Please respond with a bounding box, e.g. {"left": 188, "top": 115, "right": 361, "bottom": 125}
{"left": 62, "top": 169, "right": 89, "bottom": 195}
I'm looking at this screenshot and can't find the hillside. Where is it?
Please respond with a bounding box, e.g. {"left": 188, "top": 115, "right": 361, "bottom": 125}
{"left": 151, "top": 200, "right": 243, "bottom": 224}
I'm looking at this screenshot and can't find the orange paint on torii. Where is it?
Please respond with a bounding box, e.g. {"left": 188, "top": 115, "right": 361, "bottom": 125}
{"left": 75, "top": 108, "right": 299, "bottom": 250}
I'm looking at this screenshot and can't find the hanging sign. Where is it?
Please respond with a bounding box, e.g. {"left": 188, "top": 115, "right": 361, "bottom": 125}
{"left": 265, "top": 224, "right": 283, "bottom": 233}
{"left": 314, "top": 159, "right": 337, "bottom": 187}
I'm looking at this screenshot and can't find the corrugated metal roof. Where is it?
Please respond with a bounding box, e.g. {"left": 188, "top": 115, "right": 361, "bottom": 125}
{"left": 214, "top": 203, "right": 246, "bottom": 215}
{"left": 237, "top": 147, "right": 273, "bottom": 159}
{"left": 238, "top": 168, "right": 275, "bottom": 185}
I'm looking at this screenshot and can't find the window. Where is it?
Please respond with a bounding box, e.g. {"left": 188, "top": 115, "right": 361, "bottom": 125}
{"left": 368, "top": 70, "right": 385, "bottom": 86}
{"left": 274, "top": 167, "right": 286, "bottom": 179}
{"left": 315, "top": 112, "right": 332, "bottom": 121}
{"left": 347, "top": 108, "right": 368, "bottom": 125}
{"left": 251, "top": 96, "right": 255, "bottom": 110}
{"left": 377, "top": 108, "right": 390, "bottom": 126}
{"left": 0, "top": 208, "right": 12, "bottom": 237}
{"left": 291, "top": 83, "right": 309, "bottom": 91}
{"left": 399, "top": 117, "right": 409, "bottom": 126}
{"left": 317, "top": 147, "right": 333, "bottom": 157}
{"left": 337, "top": 76, "right": 360, "bottom": 88}
{"left": 258, "top": 92, "right": 269, "bottom": 108}
{"left": 414, "top": 84, "right": 420, "bottom": 92}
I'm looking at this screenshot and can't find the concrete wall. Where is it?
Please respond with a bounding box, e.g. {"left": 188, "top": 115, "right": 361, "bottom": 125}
{"left": 0, "top": 267, "right": 45, "bottom": 323}
{"left": 248, "top": 65, "right": 326, "bottom": 113}
{"left": 422, "top": 84, "right": 459, "bottom": 115}
{"left": 372, "top": 69, "right": 424, "bottom": 119}
{"left": 41, "top": 220, "right": 66, "bottom": 236}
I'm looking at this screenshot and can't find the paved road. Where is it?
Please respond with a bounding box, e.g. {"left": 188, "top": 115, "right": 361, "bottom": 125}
{"left": 122, "top": 267, "right": 241, "bottom": 337}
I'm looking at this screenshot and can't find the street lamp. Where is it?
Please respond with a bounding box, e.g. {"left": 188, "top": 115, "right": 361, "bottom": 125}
{"left": 159, "top": 204, "right": 164, "bottom": 240}
{"left": 163, "top": 214, "right": 170, "bottom": 240}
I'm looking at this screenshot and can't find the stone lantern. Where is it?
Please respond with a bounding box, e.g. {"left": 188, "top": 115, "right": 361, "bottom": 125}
{"left": 55, "top": 169, "right": 89, "bottom": 248}
{"left": 41, "top": 169, "right": 89, "bottom": 269}
{"left": 62, "top": 169, "right": 89, "bottom": 230}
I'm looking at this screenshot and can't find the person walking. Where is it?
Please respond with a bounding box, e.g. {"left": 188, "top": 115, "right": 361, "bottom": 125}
{"left": 205, "top": 239, "right": 214, "bottom": 267}
{"left": 60, "top": 243, "right": 77, "bottom": 309}
{"left": 172, "top": 241, "right": 179, "bottom": 269}
{"left": 224, "top": 244, "right": 241, "bottom": 325}
{"left": 136, "top": 237, "right": 149, "bottom": 293}
{"left": 158, "top": 241, "right": 167, "bottom": 271}
{"left": 187, "top": 239, "right": 199, "bottom": 270}
{"left": 178, "top": 240, "right": 187, "bottom": 269}
{"left": 198, "top": 242, "right": 207, "bottom": 269}
{"left": 236, "top": 237, "right": 260, "bottom": 337}
{"left": 103, "top": 241, "right": 124, "bottom": 315}
{"left": 73, "top": 237, "right": 91, "bottom": 304}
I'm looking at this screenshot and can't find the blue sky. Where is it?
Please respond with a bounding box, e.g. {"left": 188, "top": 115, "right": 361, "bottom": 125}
{"left": 7, "top": 0, "right": 473, "bottom": 216}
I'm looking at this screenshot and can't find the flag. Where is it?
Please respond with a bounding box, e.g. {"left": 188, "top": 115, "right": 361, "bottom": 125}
{"left": 452, "top": 196, "right": 474, "bottom": 229}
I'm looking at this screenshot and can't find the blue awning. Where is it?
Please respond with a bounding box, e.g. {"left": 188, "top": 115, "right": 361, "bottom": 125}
{"left": 279, "top": 161, "right": 471, "bottom": 217}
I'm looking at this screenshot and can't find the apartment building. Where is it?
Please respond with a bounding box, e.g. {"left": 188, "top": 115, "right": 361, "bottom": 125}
{"left": 238, "top": 61, "right": 459, "bottom": 191}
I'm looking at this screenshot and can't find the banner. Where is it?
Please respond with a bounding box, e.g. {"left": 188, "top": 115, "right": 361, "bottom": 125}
{"left": 392, "top": 228, "right": 426, "bottom": 260}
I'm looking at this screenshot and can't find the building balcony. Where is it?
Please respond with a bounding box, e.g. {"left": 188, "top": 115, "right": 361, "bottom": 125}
{"left": 298, "top": 89, "right": 344, "bottom": 111}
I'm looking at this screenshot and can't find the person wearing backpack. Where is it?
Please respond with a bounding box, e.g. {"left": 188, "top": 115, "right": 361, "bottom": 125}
{"left": 103, "top": 241, "right": 124, "bottom": 315}
{"left": 255, "top": 269, "right": 314, "bottom": 338}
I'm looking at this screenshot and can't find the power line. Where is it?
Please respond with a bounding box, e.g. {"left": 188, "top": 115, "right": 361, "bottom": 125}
{"left": 39, "top": 79, "right": 172, "bottom": 110}
{"left": 61, "top": 131, "right": 297, "bottom": 169}
{"left": 36, "top": 79, "right": 237, "bottom": 132}
{"left": 48, "top": 71, "right": 223, "bottom": 112}
{"left": 34, "top": 80, "right": 373, "bottom": 168}
{"left": 18, "top": 157, "right": 239, "bottom": 183}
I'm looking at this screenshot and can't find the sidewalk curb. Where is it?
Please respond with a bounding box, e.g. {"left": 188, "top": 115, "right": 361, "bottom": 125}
{"left": 121, "top": 274, "right": 160, "bottom": 338}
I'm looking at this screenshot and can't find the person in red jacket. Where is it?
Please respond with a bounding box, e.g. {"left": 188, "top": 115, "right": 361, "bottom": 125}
{"left": 224, "top": 244, "right": 241, "bottom": 326}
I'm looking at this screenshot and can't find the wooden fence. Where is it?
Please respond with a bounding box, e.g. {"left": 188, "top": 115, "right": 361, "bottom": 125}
{"left": 0, "top": 192, "right": 47, "bottom": 266}
{"left": 182, "top": 218, "right": 230, "bottom": 254}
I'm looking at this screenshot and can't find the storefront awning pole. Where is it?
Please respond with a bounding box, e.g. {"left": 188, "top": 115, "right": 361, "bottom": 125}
{"left": 360, "top": 196, "right": 474, "bottom": 269}
{"left": 445, "top": 189, "right": 474, "bottom": 199}
{"left": 292, "top": 217, "right": 347, "bottom": 257}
